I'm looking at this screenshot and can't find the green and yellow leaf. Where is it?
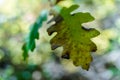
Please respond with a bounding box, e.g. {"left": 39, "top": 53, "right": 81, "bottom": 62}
{"left": 47, "top": 5, "right": 100, "bottom": 70}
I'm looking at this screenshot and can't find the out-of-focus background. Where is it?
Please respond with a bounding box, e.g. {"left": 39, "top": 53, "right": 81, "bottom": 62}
{"left": 0, "top": 0, "right": 120, "bottom": 80}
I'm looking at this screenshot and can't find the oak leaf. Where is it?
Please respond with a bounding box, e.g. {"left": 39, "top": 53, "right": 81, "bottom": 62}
{"left": 47, "top": 5, "right": 100, "bottom": 70}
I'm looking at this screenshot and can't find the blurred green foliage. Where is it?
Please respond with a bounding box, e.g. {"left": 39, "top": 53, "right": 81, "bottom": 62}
{"left": 0, "top": 0, "right": 120, "bottom": 80}
{"left": 22, "top": 10, "right": 48, "bottom": 60}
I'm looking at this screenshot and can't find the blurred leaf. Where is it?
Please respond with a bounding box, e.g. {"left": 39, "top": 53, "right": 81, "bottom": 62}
{"left": 47, "top": 5, "right": 100, "bottom": 70}
{"left": 55, "top": 0, "right": 62, "bottom": 4}
{"left": 22, "top": 10, "right": 48, "bottom": 60}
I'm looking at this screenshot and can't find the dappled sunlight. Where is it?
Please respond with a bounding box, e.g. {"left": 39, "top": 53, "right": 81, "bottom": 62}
{"left": 0, "top": 0, "right": 120, "bottom": 80}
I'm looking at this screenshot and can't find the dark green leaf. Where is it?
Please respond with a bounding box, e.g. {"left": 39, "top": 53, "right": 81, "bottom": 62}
{"left": 22, "top": 10, "right": 48, "bottom": 60}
